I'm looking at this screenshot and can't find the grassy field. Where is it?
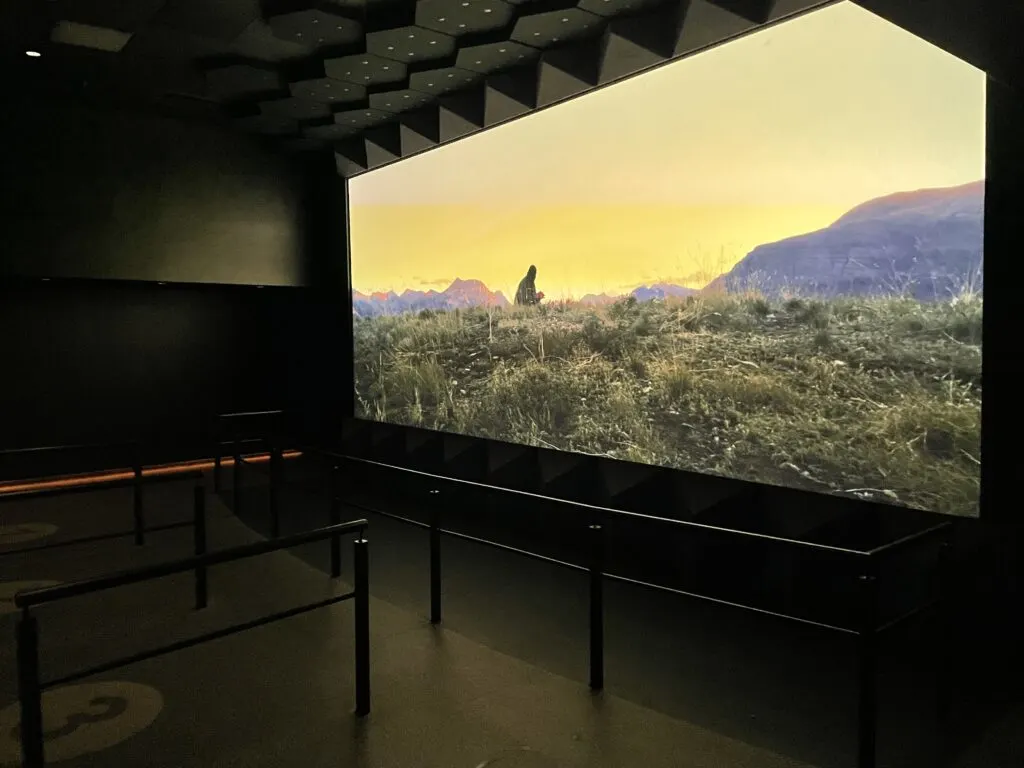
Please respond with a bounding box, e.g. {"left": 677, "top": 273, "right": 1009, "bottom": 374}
{"left": 353, "top": 291, "right": 982, "bottom": 517}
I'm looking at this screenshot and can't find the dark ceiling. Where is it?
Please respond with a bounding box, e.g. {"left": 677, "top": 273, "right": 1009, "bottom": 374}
{"left": 2, "top": 0, "right": 1021, "bottom": 178}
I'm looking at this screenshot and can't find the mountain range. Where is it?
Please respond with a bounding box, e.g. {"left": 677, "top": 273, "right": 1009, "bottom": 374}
{"left": 705, "top": 181, "right": 984, "bottom": 300}
{"left": 352, "top": 279, "right": 510, "bottom": 317}
{"left": 354, "top": 280, "right": 699, "bottom": 315}
{"left": 353, "top": 181, "right": 983, "bottom": 315}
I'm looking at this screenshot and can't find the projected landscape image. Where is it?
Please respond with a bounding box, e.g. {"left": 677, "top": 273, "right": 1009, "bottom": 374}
{"left": 350, "top": 2, "right": 985, "bottom": 517}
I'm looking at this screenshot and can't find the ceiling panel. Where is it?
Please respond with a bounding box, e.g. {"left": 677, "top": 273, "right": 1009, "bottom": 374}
{"left": 151, "top": 0, "right": 262, "bottom": 41}
{"left": 267, "top": 9, "right": 363, "bottom": 50}
{"left": 334, "top": 107, "right": 396, "bottom": 130}
{"left": 259, "top": 95, "right": 334, "bottom": 121}
{"left": 369, "top": 88, "right": 436, "bottom": 112}
{"left": 48, "top": 0, "right": 169, "bottom": 32}
{"left": 415, "top": 0, "right": 517, "bottom": 37}
{"left": 325, "top": 53, "right": 409, "bottom": 86}
{"left": 290, "top": 77, "right": 367, "bottom": 105}
{"left": 366, "top": 26, "right": 458, "bottom": 63}
{"left": 510, "top": 8, "right": 604, "bottom": 46}
{"left": 409, "top": 67, "right": 484, "bottom": 95}
{"left": 455, "top": 40, "right": 539, "bottom": 73}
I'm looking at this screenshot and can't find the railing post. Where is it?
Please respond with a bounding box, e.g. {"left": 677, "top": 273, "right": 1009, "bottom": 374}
{"left": 329, "top": 466, "right": 342, "bottom": 578}
{"left": 269, "top": 442, "right": 280, "bottom": 540}
{"left": 213, "top": 430, "right": 222, "bottom": 493}
{"left": 589, "top": 523, "right": 605, "bottom": 691}
{"left": 193, "top": 485, "right": 208, "bottom": 610}
{"left": 233, "top": 439, "right": 242, "bottom": 515}
{"left": 430, "top": 505, "right": 442, "bottom": 625}
{"left": 935, "top": 539, "right": 953, "bottom": 761}
{"left": 132, "top": 449, "right": 145, "bottom": 546}
{"left": 354, "top": 536, "right": 371, "bottom": 716}
{"left": 17, "top": 609, "right": 44, "bottom": 768}
{"left": 857, "top": 570, "right": 879, "bottom": 768}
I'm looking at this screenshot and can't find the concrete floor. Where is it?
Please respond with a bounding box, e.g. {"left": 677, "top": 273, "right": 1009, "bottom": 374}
{"left": 0, "top": 472, "right": 1018, "bottom": 768}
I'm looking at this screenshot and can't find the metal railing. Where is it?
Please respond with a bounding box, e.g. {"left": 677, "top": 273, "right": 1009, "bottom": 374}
{"left": 213, "top": 410, "right": 286, "bottom": 494}
{"left": 317, "top": 452, "right": 951, "bottom": 768}
{"left": 12, "top": 485, "right": 369, "bottom": 767}
{"left": 0, "top": 442, "right": 205, "bottom": 554}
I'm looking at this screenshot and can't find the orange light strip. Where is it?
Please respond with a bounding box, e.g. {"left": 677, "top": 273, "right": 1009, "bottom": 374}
{"left": 0, "top": 451, "right": 303, "bottom": 496}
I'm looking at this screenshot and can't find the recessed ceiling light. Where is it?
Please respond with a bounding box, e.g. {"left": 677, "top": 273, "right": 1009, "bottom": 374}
{"left": 562, "top": 17, "right": 569, "bottom": 22}
{"left": 458, "top": 23, "right": 466, "bottom": 28}
{"left": 439, "top": 17, "right": 446, "bottom": 22}
{"left": 408, "top": 34, "right": 415, "bottom": 39}
{"left": 387, "top": 45, "right": 394, "bottom": 50}
{"left": 26, "top": 50, "right": 41, "bottom": 57}
{"left": 484, "top": 7, "right": 492, "bottom": 12}
{"left": 313, "top": 18, "right": 319, "bottom": 24}
{"left": 403, "top": 94, "right": 410, "bottom": 99}
{"left": 429, "top": 40, "right": 436, "bottom": 45}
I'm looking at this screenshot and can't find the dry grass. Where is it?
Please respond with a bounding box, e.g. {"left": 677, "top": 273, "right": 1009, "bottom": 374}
{"left": 353, "top": 291, "right": 982, "bottom": 517}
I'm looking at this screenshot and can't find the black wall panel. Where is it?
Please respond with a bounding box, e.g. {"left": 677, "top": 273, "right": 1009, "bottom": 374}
{"left": 0, "top": 100, "right": 307, "bottom": 286}
{"left": 0, "top": 278, "right": 303, "bottom": 466}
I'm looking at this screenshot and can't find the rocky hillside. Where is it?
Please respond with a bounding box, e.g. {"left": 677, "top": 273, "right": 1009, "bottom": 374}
{"left": 707, "top": 181, "right": 984, "bottom": 300}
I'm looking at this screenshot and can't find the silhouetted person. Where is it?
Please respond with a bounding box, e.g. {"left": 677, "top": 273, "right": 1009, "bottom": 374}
{"left": 515, "top": 265, "right": 540, "bottom": 306}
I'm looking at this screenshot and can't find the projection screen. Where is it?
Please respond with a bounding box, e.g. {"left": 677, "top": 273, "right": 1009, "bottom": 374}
{"left": 348, "top": 1, "right": 986, "bottom": 518}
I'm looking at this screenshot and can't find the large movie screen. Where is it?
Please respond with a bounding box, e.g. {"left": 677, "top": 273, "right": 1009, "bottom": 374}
{"left": 349, "top": 1, "right": 986, "bottom": 517}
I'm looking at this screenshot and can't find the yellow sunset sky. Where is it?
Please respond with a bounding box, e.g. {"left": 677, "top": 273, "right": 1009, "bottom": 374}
{"left": 349, "top": 1, "right": 986, "bottom": 299}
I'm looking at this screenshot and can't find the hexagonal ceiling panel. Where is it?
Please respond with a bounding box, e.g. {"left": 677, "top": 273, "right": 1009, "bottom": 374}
{"left": 578, "top": 0, "right": 666, "bottom": 16}
{"left": 369, "top": 88, "right": 436, "bottom": 112}
{"left": 191, "top": 0, "right": 834, "bottom": 175}
{"left": 268, "top": 9, "right": 363, "bottom": 50}
{"left": 325, "top": 53, "right": 409, "bottom": 86}
{"left": 304, "top": 122, "right": 363, "bottom": 141}
{"left": 334, "top": 107, "right": 395, "bottom": 130}
{"left": 290, "top": 77, "right": 367, "bottom": 105}
{"left": 455, "top": 41, "right": 538, "bottom": 73}
{"left": 416, "top": 0, "right": 517, "bottom": 37}
{"left": 409, "top": 67, "right": 484, "bottom": 95}
{"left": 259, "top": 96, "right": 333, "bottom": 122}
{"left": 511, "top": 9, "right": 604, "bottom": 46}
{"left": 366, "top": 26, "right": 458, "bottom": 64}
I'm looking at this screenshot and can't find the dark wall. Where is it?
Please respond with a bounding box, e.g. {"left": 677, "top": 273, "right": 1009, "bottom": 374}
{"left": 0, "top": 101, "right": 347, "bottom": 466}
{"left": 0, "top": 278, "right": 305, "bottom": 469}
{"left": 0, "top": 100, "right": 307, "bottom": 286}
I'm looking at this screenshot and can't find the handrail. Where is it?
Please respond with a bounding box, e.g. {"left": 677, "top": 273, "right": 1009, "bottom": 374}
{"left": 341, "top": 498, "right": 857, "bottom": 634}
{"left": 219, "top": 409, "right": 285, "bottom": 420}
{"left": 15, "top": 519, "right": 367, "bottom": 608}
{"left": 323, "top": 451, "right": 871, "bottom": 558}
{"left": 14, "top": 485, "right": 371, "bottom": 767}
{"left": 0, "top": 440, "right": 138, "bottom": 457}
{"left": 319, "top": 458, "right": 949, "bottom": 768}
{"left": 0, "top": 467, "right": 203, "bottom": 502}
{"left": 864, "top": 520, "right": 952, "bottom": 557}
